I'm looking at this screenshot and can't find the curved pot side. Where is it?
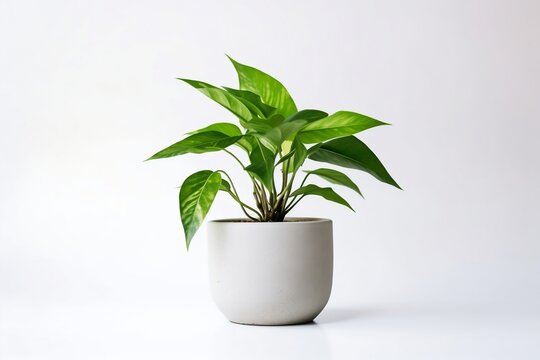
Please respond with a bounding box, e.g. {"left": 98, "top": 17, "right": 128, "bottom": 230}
{"left": 208, "top": 218, "right": 333, "bottom": 325}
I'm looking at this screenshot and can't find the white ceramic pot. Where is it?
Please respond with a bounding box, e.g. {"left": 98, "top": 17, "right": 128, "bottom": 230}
{"left": 208, "top": 218, "right": 333, "bottom": 325}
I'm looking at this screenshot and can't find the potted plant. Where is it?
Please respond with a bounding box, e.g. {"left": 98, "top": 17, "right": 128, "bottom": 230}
{"left": 147, "top": 56, "right": 400, "bottom": 325}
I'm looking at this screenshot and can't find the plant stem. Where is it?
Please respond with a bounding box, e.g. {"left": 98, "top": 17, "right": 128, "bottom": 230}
{"left": 285, "top": 194, "right": 305, "bottom": 214}
{"left": 224, "top": 149, "right": 246, "bottom": 169}
{"left": 217, "top": 170, "right": 261, "bottom": 221}
{"left": 284, "top": 172, "right": 310, "bottom": 209}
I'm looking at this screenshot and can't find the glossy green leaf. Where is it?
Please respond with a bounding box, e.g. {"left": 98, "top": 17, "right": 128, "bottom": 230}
{"left": 286, "top": 109, "right": 328, "bottom": 123}
{"left": 298, "top": 111, "right": 388, "bottom": 144}
{"left": 227, "top": 56, "right": 298, "bottom": 117}
{"left": 147, "top": 131, "right": 241, "bottom": 160}
{"left": 308, "top": 136, "right": 401, "bottom": 189}
{"left": 223, "top": 87, "right": 276, "bottom": 118}
{"left": 187, "top": 122, "right": 242, "bottom": 137}
{"left": 180, "top": 170, "right": 222, "bottom": 249}
{"left": 305, "top": 168, "right": 362, "bottom": 196}
{"left": 289, "top": 140, "right": 307, "bottom": 173}
{"left": 290, "top": 184, "right": 354, "bottom": 211}
{"left": 245, "top": 137, "right": 276, "bottom": 190}
{"left": 187, "top": 122, "right": 251, "bottom": 152}
{"left": 275, "top": 147, "right": 297, "bottom": 167}
{"left": 240, "top": 114, "right": 285, "bottom": 133}
{"left": 178, "top": 78, "right": 252, "bottom": 121}
{"left": 219, "top": 178, "right": 232, "bottom": 192}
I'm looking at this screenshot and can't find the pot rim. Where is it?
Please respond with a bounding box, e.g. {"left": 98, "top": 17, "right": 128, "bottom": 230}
{"left": 208, "top": 217, "right": 331, "bottom": 224}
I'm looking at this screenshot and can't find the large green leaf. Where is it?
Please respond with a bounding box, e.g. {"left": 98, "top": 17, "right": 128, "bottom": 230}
{"left": 178, "top": 78, "right": 252, "bottom": 121}
{"left": 223, "top": 87, "right": 276, "bottom": 118}
{"left": 227, "top": 56, "right": 298, "bottom": 117}
{"left": 308, "top": 136, "right": 401, "bottom": 189}
{"left": 179, "top": 170, "right": 222, "bottom": 249}
{"left": 298, "top": 111, "right": 387, "bottom": 144}
{"left": 286, "top": 109, "right": 328, "bottom": 123}
{"left": 305, "top": 168, "right": 362, "bottom": 196}
{"left": 257, "top": 119, "right": 308, "bottom": 152}
{"left": 147, "top": 131, "right": 241, "bottom": 160}
{"left": 187, "top": 122, "right": 242, "bottom": 137}
{"left": 290, "top": 184, "right": 354, "bottom": 211}
{"left": 245, "top": 137, "right": 276, "bottom": 190}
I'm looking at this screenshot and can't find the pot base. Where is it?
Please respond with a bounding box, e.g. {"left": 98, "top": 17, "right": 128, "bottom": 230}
{"left": 229, "top": 318, "right": 316, "bottom": 326}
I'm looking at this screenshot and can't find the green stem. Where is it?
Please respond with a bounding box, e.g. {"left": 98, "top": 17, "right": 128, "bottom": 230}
{"left": 285, "top": 172, "right": 310, "bottom": 209}
{"left": 224, "top": 149, "right": 246, "bottom": 169}
{"left": 217, "top": 170, "right": 261, "bottom": 221}
{"left": 285, "top": 194, "right": 306, "bottom": 214}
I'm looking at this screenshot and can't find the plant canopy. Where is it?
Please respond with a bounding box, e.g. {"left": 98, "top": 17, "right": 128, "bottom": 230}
{"left": 147, "top": 56, "right": 401, "bottom": 249}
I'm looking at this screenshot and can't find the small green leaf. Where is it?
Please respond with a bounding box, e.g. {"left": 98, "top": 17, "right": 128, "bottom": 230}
{"left": 308, "top": 136, "right": 401, "bottom": 189}
{"left": 286, "top": 109, "right": 328, "bottom": 123}
{"left": 178, "top": 78, "right": 253, "bottom": 121}
{"left": 298, "top": 111, "right": 388, "bottom": 144}
{"left": 305, "top": 168, "right": 362, "bottom": 196}
{"left": 180, "top": 170, "right": 222, "bottom": 249}
{"left": 187, "top": 122, "right": 251, "bottom": 152}
{"left": 275, "top": 147, "right": 296, "bottom": 167}
{"left": 147, "top": 132, "right": 241, "bottom": 160}
{"left": 227, "top": 56, "right": 298, "bottom": 117}
{"left": 290, "top": 140, "right": 307, "bottom": 173}
{"left": 290, "top": 184, "right": 354, "bottom": 211}
{"left": 219, "top": 178, "right": 231, "bottom": 192}
{"left": 245, "top": 137, "right": 276, "bottom": 190}
{"left": 240, "top": 114, "right": 285, "bottom": 133}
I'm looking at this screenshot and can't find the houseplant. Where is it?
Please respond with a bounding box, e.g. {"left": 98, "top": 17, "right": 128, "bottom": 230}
{"left": 147, "top": 56, "right": 400, "bottom": 325}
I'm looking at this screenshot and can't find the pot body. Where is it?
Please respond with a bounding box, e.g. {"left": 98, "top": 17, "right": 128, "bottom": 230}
{"left": 208, "top": 218, "right": 333, "bottom": 325}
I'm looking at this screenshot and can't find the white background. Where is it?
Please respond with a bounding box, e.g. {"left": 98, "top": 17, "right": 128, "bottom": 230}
{"left": 1, "top": 0, "right": 539, "bottom": 358}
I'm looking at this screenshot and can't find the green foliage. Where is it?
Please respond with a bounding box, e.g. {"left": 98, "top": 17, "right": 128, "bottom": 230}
{"left": 148, "top": 56, "right": 400, "bottom": 248}
{"left": 308, "top": 136, "right": 401, "bottom": 189}
{"left": 290, "top": 184, "right": 354, "bottom": 211}
{"left": 179, "top": 170, "right": 222, "bottom": 249}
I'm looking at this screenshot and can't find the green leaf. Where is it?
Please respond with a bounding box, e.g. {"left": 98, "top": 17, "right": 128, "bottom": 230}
{"left": 286, "top": 109, "right": 328, "bottom": 123}
{"left": 219, "top": 178, "right": 231, "bottom": 192}
{"left": 290, "top": 140, "right": 307, "bottom": 173}
{"left": 298, "top": 111, "right": 388, "bottom": 144}
{"left": 147, "top": 131, "right": 241, "bottom": 160}
{"left": 276, "top": 140, "right": 306, "bottom": 173}
{"left": 187, "top": 122, "right": 242, "bottom": 137}
{"left": 275, "top": 147, "right": 297, "bottom": 167}
{"left": 308, "top": 136, "right": 401, "bottom": 189}
{"left": 305, "top": 168, "right": 362, "bottom": 196}
{"left": 178, "top": 78, "right": 252, "bottom": 121}
{"left": 187, "top": 122, "right": 251, "bottom": 152}
{"left": 180, "top": 170, "right": 222, "bottom": 249}
{"left": 290, "top": 184, "right": 354, "bottom": 211}
{"left": 223, "top": 87, "right": 276, "bottom": 118}
{"left": 240, "top": 114, "right": 285, "bottom": 133}
{"left": 245, "top": 137, "right": 276, "bottom": 190}
{"left": 244, "top": 116, "right": 307, "bottom": 152}
{"left": 227, "top": 56, "right": 298, "bottom": 117}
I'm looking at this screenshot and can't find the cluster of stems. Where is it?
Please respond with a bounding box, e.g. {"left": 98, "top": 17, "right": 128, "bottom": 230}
{"left": 222, "top": 150, "right": 307, "bottom": 222}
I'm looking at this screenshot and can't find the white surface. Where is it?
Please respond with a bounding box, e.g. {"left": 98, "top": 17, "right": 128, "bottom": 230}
{"left": 1, "top": 0, "right": 540, "bottom": 358}
{"left": 208, "top": 219, "right": 333, "bottom": 325}
{"left": 2, "top": 303, "right": 539, "bottom": 359}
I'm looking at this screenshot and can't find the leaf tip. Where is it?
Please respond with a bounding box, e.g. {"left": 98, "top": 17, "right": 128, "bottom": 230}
{"left": 225, "top": 54, "right": 240, "bottom": 67}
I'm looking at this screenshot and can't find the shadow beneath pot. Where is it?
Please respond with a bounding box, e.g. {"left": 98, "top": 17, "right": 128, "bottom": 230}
{"left": 211, "top": 317, "right": 330, "bottom": 359}
{"left": 315, "top": 306, "right": 412, "bottom": 324}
